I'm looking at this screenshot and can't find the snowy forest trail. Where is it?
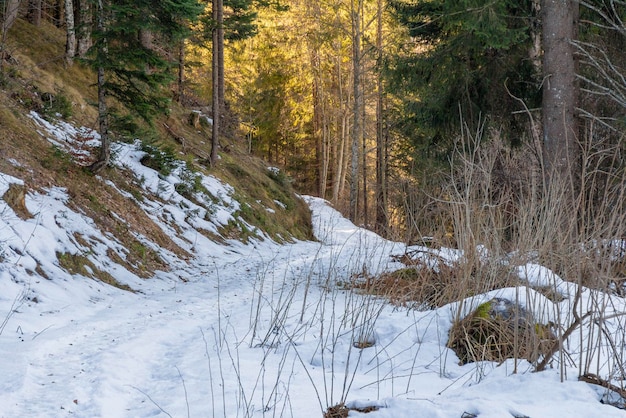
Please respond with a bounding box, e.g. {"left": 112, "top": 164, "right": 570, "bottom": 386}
{"left": 0, "top": 197, "right": 402, "bottom": 417}
{"left": 2, "top": 197, "right": 626, "bottom": 418}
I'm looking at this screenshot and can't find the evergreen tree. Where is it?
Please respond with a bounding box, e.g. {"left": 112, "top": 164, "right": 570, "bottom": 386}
{"left": 87, "top": 0, "right": 203, "bottom": 172}
{"left": 387, "top": 0, "right": 538, "bottom": 155}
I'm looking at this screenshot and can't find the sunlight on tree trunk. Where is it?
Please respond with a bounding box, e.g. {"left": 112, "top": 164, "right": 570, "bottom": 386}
{"left": 350, "top": 0, "right": 363, "bottom": 222}
{"left": 375, "top": 0, "right": 388, "bottom": 234}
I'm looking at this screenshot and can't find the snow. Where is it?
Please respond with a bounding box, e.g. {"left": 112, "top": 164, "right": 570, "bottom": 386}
{"left": 0, "top": 115, "right": 625, "bottom": 417}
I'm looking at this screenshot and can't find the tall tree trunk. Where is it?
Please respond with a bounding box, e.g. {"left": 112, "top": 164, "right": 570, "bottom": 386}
{"left": 542, "top": 0, "right": 579, "bottom": 186}
{"left": 375, "top": 0, "right": 388, "bottom": 234}
{"left": 312, "top": 50, "right": 323, "bottom": 197}
{"left": 306, "top": 0, "right": 328, "bottom": 199}
{"left": 90, "top": 0, "right": 110, "bottom": 173}
{"left": 349, "top": 0, "right": 363, "bottom": 222}
{"left": 210, "top": 0, "right": 223, "bottom": 166}
{"left": 339, "top": 109, "right": 350, "bottom": 197}
{"left": 361, "top": 69, "right": 368, "bottom": 227}
{"left": 217, "top": 0, "right": 224, "bottom": 113}
{"left": 76, "top": 0, "right": 92, "bottom": 57}
{"left": 64, "top": 0, "right": 76, "bottom": 64}
{"left": 332, "top": 54, "right": 345, "bottom": 204}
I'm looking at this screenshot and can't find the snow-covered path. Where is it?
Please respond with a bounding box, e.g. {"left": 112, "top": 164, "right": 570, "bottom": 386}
{"left": 0, "top": 196, "right": 406, "bottom": 417}
{"left": 2, "top": 114, "right": 626, "bottom": 417}
{"left": 2, "top": 198, "right": 626, "bottom": 417}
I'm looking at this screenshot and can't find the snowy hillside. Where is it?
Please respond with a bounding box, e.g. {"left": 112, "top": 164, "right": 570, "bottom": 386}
{"left": 0, "top": 115, "right": 625, "bottom": 417}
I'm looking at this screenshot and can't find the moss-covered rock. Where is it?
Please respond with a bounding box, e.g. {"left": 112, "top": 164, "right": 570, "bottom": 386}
{"left": 448, "top": 297, "right": 556, "bottom": 365}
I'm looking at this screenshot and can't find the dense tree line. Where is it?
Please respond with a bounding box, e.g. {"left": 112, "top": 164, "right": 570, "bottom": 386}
{"left": 5, "top": 0, "right": 626, "bottom": 240}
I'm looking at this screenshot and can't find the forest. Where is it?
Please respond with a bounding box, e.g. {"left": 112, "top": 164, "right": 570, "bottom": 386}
{"left": 4, "top": 1, "right": 624, "bottom": 242}
{"left": 3, "top": 1, "right": 626, "bottom": 416}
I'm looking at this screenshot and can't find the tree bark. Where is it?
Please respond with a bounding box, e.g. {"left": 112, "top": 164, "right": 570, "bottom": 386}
{"left": 312, "top": 48, "right": 325, "bottom": 198}
{"left": 375, "top": 0, "right": 388, "bottom": 234}
{"left": 361, "top": 68, "right": 368, "bottom": 227}
{"left": 542, "top": 0, "right": 579, "bottom": 186}
{"left": 90, "top": 0, "right": 110, "bottom": 173}
{"left": 217, "top": 0, "right": 224, "bottom": 112}
{"left": 332, "top": 53, "right": 345, "bottom": 204}
{"left": 64, "top": 0, "right": 76, "bottom": 64}
{"left": 349, "top": 0, "right": 363, "bottom": 222}
{"left": 210, "top": 0, "right": 223, "bottom": 166}
{"left": 76, "top": 0, "right": 92, "bottom": 57}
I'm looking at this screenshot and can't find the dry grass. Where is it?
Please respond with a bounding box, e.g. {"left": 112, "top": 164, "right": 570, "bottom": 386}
{"left": 3, "top": 183, "right": 32, "bottom": 220}
{"left": 355, "top": 257, "right": 520, "bottom": 310}
{"left": 359, "top": 122, "right": 626, "bottom": 370}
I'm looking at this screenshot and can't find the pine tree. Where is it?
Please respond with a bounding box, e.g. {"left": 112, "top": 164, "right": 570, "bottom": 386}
{"left": 388, "top": 0, "right": 538, "bottom": 154}
{"left": 87, "top": 0, "right": 203, "bottom": 172}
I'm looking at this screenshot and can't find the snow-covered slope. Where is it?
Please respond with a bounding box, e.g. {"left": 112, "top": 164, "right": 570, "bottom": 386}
{"left": 0, "top": 116, "right": 625, "bottom": 417}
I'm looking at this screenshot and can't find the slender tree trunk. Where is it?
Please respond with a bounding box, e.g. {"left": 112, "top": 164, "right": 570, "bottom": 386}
{"left": 64, "top": 0, "right": 76, "bottom": 64}
{"left": 361, "top": 70, "right": 368, "bottom": 227}
{"left": 217, "top": 0, "right": 224, "bottom": 111}
{"left": 332, "top": 54, "right": 344, "bottom": 204}
{"left": 90, "top": 0, "right": 110, "bottom": 173}
{"left": 542, "top": 0, "right": 579, "bottom": 185}
{"left": 311, "top": 49, "right": 329, "bottom": 199}
{"left": 339, "top": 109, "right": 350, "bottom": 196}
{"left": 375, "top": 0, "right": 388, "bottom": 234}
{"left": 349, "top": 0, "right": 363, "bottom": 222}
{"left": 210, "top": 0, "right": 222, "bottom": 166}
{"left": 76, "top": 0, "right": 92, "bottom": 57}
{"left": 306, "top": 0, "right": 329, "bottom": 199}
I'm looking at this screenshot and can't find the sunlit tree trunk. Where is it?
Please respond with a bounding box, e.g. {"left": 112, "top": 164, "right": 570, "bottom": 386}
{"left": 312, "top": 49, "right": 327, "bottom": 198}
{"left": 361, "top": 68, "right": 368, "bottom": 226}
{"left": 349, "top": 0, "right": 363, "bottom": 222}
{"left": 375, "top": 0, "right": 388, "bottom": 234}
